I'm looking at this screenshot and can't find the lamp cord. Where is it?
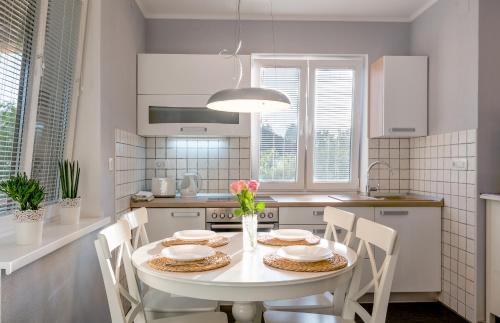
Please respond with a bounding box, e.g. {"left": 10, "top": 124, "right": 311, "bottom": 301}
{"left": 219, "top": 0, "right": 243, "bottom": 89}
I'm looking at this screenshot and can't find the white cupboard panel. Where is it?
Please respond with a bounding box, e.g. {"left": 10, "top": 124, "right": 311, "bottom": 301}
{"left": 142, "top": 208, "right": 206, "bottom": 242}
{"left": 138, "top": 54, "right": 251, "bottom": 95}
{"left": 375, "top": 207, "right": 441, "bottom": 292}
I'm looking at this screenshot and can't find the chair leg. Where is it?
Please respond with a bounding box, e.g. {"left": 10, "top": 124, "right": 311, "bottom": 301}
{"left": 333, "top": 280, "right": 349, "bottom": 315}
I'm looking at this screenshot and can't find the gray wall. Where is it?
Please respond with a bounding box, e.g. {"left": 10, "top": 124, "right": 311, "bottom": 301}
{"left": 2, "top": 232, "right": 109, "bottom": 323}
{"left": 477, "top": 0, "right": 500, "bottom": 320}
{"left": 145, "top": 19, "right": 410, "bottom": 63}
{"left": 410, "top": 0, "right": 479, "bottom": 135}
{"left": 101, "top": 0, "right": 146, "bottom": 218}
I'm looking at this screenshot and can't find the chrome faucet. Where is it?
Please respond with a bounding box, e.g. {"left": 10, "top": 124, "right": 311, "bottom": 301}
{"left": 366, "top": 161, "right": 391, "bottom": 197}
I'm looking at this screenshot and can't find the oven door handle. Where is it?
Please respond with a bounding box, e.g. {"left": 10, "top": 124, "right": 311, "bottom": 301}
{"left": 210, "top": 224, "right": 276, "bottom": 230}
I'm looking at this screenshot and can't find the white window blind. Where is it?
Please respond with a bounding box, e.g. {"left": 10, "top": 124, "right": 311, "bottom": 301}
{"left": 312, "top": 68, "right": 355, "bottom": 182}
{"left": 258, "top": 67, "right": 301, "bottom": 182}
{"left": 0, "top": 0, "right": 38, "bottom": 215}
{"left": 31, "top": 0, "right": 82, "bottom": 203}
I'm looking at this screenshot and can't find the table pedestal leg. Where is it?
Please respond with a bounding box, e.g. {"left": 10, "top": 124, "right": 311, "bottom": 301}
{"left": 232, "top": 302, "right": 257, "bottom": 323}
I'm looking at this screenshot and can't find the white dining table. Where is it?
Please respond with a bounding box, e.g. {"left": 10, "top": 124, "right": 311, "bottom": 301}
{"left": 132, "top": 232, "right": 358, "bottom": 323}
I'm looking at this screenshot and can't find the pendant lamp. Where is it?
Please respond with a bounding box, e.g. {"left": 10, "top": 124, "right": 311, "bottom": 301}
{"left": 206, "top": 0, "right": 290, "bottom": 113}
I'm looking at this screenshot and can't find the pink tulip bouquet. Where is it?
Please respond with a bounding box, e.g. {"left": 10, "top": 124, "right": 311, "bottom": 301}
{"left": 230, "top": 180, "right": 265, "bottom": 217}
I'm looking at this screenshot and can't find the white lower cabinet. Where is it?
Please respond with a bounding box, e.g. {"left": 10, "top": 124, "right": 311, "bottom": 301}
{"left": 278, "top": 206, "right": 441, "bottom": 293}
{"left": 142, "top": 208, "right": 206, "bottom": 242}
{"left": 375, "top": 207, "right": 441, "bottom": 292}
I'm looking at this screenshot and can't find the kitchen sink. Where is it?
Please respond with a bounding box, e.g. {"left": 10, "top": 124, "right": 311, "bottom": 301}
{"left": 368, "top": 193, "right": 418, "bottom": 200}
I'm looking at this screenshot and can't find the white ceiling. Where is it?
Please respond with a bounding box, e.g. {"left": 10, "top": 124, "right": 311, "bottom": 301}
{"left": 135, "top": 0, "right": 438, "bottom": 22}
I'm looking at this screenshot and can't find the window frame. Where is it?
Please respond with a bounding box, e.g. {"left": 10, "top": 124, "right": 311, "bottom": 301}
{"left": 0, "top": 0, "right": 88, "bottom": 223}
{"left": 306, "top": 58, "right": 363, "bottom": 191}
{"left": 251, "top": 59, "right": 308, "bottom": 191}
{"left": 251, "top": 55, "right": 364, "bottom": 192}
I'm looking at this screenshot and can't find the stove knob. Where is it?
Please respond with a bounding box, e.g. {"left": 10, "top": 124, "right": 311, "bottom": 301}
{"left": 211, "top": 213, "right": 217, "bottom": 219}
{"left": 228, "top": 213, "right": 234, "bottom": 219}
{"left": 220, "top": 213, "right": 226, "bottom": 218}
{"left": 259, "top": 213, "right": 266, "bottom": 218}
{"left": 268, "top": 212, "right": 274, "bottom": 218}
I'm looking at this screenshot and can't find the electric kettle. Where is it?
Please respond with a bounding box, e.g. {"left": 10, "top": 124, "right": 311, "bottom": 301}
{"left": 179, "top": 173, "right": 201, "bottom": 198}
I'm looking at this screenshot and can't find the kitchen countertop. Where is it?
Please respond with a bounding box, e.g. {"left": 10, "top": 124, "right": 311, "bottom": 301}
{"left": 130, "top": 193, "right": 444, "bottom": 208}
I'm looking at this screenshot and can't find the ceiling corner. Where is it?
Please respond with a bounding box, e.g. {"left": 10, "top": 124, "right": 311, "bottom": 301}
{"left": 409, "top": 0, "right": 439, "bottom": 22}
{"left": 134, "top": 0, "right": 149, "bottom": 19}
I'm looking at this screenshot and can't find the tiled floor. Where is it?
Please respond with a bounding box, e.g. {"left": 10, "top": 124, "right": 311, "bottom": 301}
{"left": 221, "top": 302, "right": 468, "bottom": 323}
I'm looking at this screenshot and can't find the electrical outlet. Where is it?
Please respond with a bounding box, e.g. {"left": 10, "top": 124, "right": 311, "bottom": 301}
{"left": 451, "top": 158, "right": 468, "bottom": 170}
{"left": 155, "top": 160, "right": 166, "bottom": 169}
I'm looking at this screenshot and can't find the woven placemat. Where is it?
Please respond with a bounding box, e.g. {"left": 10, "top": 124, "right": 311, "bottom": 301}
{"left": 148, "top": 251, "right": 231, "bottom": 272}
{"left": 258, "top": 234, "right": 321, "bottom": 246}
{"left": 161, "top": 235, "right": 229, "bottom": 248}
{"left": 263, "top": 254, "right": 348, "bottom": 272}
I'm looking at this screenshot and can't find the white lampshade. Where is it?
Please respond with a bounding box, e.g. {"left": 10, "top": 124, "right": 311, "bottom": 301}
{"left": 206, "top": 87, "right": 290, "bottom": 113}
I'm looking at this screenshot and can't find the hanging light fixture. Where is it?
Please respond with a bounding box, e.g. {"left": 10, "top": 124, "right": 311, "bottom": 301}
{"left": 206, "top": 0, "right": 290, "bottom": 113}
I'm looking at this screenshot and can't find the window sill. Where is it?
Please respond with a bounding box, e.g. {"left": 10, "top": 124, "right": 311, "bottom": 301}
{"left": 0, "top": 216, "right": 111, "bottom": 275}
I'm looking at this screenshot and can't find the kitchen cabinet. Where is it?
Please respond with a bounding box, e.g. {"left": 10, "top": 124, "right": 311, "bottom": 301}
{"left": 279, "top": 206, "right": 441, "bottom": 293}
{"left": 142, "top": 208, "right": 205, "bottom": 242}
{"left": 369, "top": 56, "right": 428, "bottom": 138}
{"left": 375, "top": 207, "right": 441, "bottom": 292}
{"left": 138, "top": 54, "right": 251, "bottom": 95}
{"left": 137, "top": 54, "right": 251, "bottom": 137}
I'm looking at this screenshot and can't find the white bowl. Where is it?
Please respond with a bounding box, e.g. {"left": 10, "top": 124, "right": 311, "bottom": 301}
{"left": 277, "top": 246, "right": 333, "bottom": 263}
{"left": 174, "top": 230, "right": 217, "bottom": 241}
{"left": 161, "top": 245, "right": 216, "bottom": 262}
{"left": 270, "top": 229, "right": 313, "bottom": 241}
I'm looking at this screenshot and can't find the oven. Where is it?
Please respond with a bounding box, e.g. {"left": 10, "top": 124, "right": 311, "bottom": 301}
{"left": 206, "top": 207, "right": 279, "bottom": 232}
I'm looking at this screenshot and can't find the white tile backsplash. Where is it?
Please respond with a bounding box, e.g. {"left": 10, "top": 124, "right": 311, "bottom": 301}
{"left": 114, "top": 129, "right": 146, "bottom": 217}
{"left": 145, "top": 137, "right": 251, "bottom": 193}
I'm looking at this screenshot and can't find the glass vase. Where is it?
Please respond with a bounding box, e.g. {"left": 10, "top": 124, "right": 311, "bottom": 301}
{"left": 242, "top": 214, "right": 258, "bottom": 252}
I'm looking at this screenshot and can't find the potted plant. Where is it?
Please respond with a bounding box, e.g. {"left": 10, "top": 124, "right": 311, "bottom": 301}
{"left": 0, "top": 173, "right": 45, "bottom": 245}
{"left": 230, "top": 180, "right": 265, "bottom": 251}
{"left": 58, "top": 160, "right": 81, "bottom": 224}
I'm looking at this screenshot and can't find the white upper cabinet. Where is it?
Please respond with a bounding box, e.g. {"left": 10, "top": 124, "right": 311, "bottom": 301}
{"left": 369, "top": 56, "right": 428, "bottom": 138}
{"left": 137, "top": 54, "right": 251, "bottom": 137}
{"left": 138, "top": 54, "right": 251, "bottom": 95}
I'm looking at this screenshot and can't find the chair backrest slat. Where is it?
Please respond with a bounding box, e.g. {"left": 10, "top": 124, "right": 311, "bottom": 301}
{"left": 323, "top": 206, "right": 356, "bottom": 245}
{"left": 95, "top": 220, "right": 146, "bottom": 323}
{"left": 121, "top": 207, "right": 150, "bottom": 249}
{"left": 342, "top": 218, "right": 399, "bottom": 323}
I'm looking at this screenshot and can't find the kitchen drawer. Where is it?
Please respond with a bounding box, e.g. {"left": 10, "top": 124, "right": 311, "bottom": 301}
{"left": 141, "top": 208, "right": 206, "bottom": 241}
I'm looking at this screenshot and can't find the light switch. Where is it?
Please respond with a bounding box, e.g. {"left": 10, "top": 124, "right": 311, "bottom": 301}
{"left": 451, "top": 158, "right": 468, "bottom": 170}
{"left": 108, "top": 158, "right": 114, "bottom": 171}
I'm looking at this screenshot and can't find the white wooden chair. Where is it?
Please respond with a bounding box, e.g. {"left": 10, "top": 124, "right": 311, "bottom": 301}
{"left": 264, "top": 217, "right": 400, "bottom": 323}
{"left": 95, "top": 220, "right": 227, "bottom": 323}
{"left": 264, "top": 207, "right": 356, "bottom": 314}
{"left": 120, "top": 208, "right": 219, "bottom": 319}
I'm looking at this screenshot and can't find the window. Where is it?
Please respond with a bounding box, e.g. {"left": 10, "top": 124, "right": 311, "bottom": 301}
{"left": 252, "top": 57, "right": 363, "bottom": 191}
{"left": 0, "top": 0, "right": 86, "bottom": 215}
{"left": 0, "top": 0, "right": 39, "bottom": 214}
{"left": 31, "top": 0, "right": 83, "bottom": 202}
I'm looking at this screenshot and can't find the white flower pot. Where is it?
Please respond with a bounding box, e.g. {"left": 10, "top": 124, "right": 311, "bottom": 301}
{"left": 14, "top": 209, "right": 45, "bottom": 245}
{"left": 59, "top": 198, "right": 82, "bottom": 225}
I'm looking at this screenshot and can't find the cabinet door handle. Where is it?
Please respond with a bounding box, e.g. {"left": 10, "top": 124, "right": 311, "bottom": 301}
{"left": 380, "top": 210, "right": 409, "bottom": 216}
{"left": 390, "top": 127, "right": 416, "bottom": 133}
{"left": 312, "top": 210, "right": 324, "bottom": 216}
{"left": 171, "top": 212, "right": 200, "bottom": 217}
{"left": 180, "top": 127, "right": 207, "bottom": 133}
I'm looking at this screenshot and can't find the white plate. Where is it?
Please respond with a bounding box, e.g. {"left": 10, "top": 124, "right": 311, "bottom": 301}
{"left": 161, "top": 245, "right": 216, "bottom": 262}
{"left": 270, "top": 229, "right": 313, "bottom": 241}
{"left": 277, "top": 246, "right": 333, "bottom": 263}
{"left": 173, "top": 230, "right": 217, "bottom": 241}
